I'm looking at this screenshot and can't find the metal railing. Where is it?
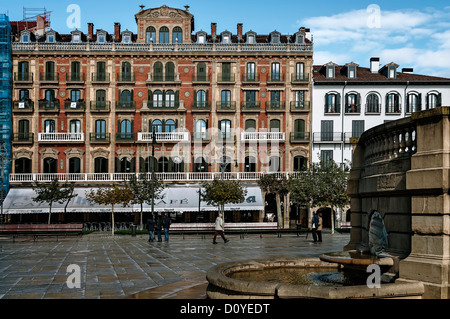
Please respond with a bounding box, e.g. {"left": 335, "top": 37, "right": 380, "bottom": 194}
{"left": 38, "top": 132, "right": 85, "bottom": 142}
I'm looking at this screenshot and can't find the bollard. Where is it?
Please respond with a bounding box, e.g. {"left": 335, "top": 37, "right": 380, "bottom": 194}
{"left": 131, "top": 224, "right": 137, "bottom": 237}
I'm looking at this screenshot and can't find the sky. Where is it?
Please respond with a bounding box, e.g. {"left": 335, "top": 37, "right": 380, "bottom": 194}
{"left": 3, "top": 0, "right": 450, "bottom": 77}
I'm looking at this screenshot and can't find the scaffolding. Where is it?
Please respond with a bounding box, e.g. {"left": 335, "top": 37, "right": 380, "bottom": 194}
{"left": 0, "top": 14, "right": 12, "bottom": 210}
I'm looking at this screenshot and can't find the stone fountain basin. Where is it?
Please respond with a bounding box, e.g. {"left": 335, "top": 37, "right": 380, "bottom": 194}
{"left": 319, "top": 250, "right": 395, "bottom": 267}
{"left": 206, "top": 256, "right": 424, "bottom": 299}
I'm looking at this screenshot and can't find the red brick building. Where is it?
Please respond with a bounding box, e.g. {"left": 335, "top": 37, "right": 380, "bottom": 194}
{"left": 8, "top": 5, "right": 313, "bottom": 225}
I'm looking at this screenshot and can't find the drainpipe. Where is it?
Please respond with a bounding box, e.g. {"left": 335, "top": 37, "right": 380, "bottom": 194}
{"left": 341, "top": 81, "right": 347, "bottom": 166}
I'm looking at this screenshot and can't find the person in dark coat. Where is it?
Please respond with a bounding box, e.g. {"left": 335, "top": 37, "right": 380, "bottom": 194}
{"left": 146, "top": 216, "right": 155, "bottom": 242}
{"left": 162, "top": 212, "right": 172, "bottom": 242}
{"left": 155, "top": 215, "right": 163, "bottom": 242}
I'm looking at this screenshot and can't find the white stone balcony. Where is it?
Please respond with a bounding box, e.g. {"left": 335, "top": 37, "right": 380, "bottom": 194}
{"left": 137, "top": 132, "right": 189, "bottom": 143}
{"left": 241, "top": 132, "right": 285, "bottom": 142}
{"left": 38, "top": 132, "right": 85, "bottom": 142}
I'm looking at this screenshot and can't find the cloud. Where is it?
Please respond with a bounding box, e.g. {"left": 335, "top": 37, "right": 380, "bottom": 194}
{"left": 299, "top": 5, "right": 450, "bottom": 76}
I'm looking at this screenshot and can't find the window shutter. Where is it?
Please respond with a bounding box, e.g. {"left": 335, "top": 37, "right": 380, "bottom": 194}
{"left": 324, "top": 93, "right": 329, "bottom": 112}
{"left": 139, "top": 157, "right": 145, "bottom": 173}
{"left": 386, "top": 94, "right": 389, "bottom": 113}
{"left": 175, "top": 119, "right": 178, "bottom": 129}
{"left": 175, "top": 90, "right": 179, "bottom": 106}
{"left": 336, "top": 93, "right": 341, "bottom": 113}
{"left": 115, "top": 157, "right": 120, "bottom": 173}
{"left": 418, "top": 93, "right": 422, "bottom": 110}
{"left": 438, "top": 93, "right": 442, "bottom": 107}
{"left": 131, "top": 158, "right": 136, "bottom": 173}
{"left": 131, "top": 89, "right": 134, "bottom": 101}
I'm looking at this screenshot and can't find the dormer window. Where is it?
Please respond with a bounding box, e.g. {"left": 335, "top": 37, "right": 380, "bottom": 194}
{"left": 347, "top": 64, "right": 357, "bottom": 78}
{"left": 71, "top": 30, "right": 82, "bottom": 43}
{"left": 245, "top": 31, "right": 256, "bottom": 44}
{"left": 197, "top": 30, "right": 207, "bottom": 44}
{"left": 121, "top": 30, "right": 132, "bottom": 44}
{"left": 221, "top": 31, "right": 232, "bottom": 44}
{"left": 97, "top": 31, "right": 107, "bottom": 43}
{"left": 46, "top": 30, "right": 56, "bottom": 43}
{"left": 21, "top": 30, "right": 30, "bottom": 43}
{"left": 326, "top": 65, "right": 335, "bottom": 78}
{"left": 294, "top": 30, "right": 305, "bottom": 44}
{"left": 388, "top": 65, "right": 396, "bottom": 79}
{"left": 270, "top": 31, "right": 281, "bottom": 44}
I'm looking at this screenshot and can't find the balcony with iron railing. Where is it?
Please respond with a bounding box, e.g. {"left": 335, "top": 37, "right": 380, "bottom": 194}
{"left": 90, "top": 101, "right": 111, "bottom": 112}
{"left": 65, "top": 72, "right": 85, "bottom": 83}
{"left": 64, "top": 100, "right": 85, "bottom": 112}
{"left": 241, "top": 131, "right": 285, "bottom": 142}
{"left": 192, "top": 73, "right": 211, "bottom": 84}
{"left": 13, "top": 72, "right": 33, "bottom": 83}
{"left": 115, "top": 101, "right": 136, "bottom": 112}
{"left": 265, "top": 101, "right": 286, "bottom": 112}
{"left": 146, "top": 72, "right": 181, "bottom": 84}
{"left": 91, "top": 72, "right": 110, "bottom": 84}
{"left": 89, "top": 132, "right": 111, "bottom": 144}
{"left": 38, "top": 132, "right": 85, "bottom": 143}
{"left": 13, "top": 100, "right": 34, "bottom": 112}
{"left": 191, "top": 131, "right": 211, "bottom": 143}
{"left": 116, "top": 72, "right": 135, "bottom": 84}
{"left": 267, "top": 73, "right": 285, "bottom": 84}
{"left": 116, "top": 132, "right": 135, "bottom": 142}
{"left": 241, "top": 101, "right": 261, "bottom": 112}
{"left": 217, "top": 73, "right": 235, "bottom": 84}
{"left": 216, "top": 101, "right": 236, "bottom": 112}
{"left": 241, "top": 73, "right": 260, "bottom": 84}
{"left": 39, "top": 72, "right": 59, "bottom": 84}
{"left": 137, "top": 132, "right": 189, "bottom": 143}
{"left": 144, "top": 100, "right": 180, "bottom": 111}
{"left": 191, "top": 101, "right": 211, "bottom": 112}
{"left": 312, "top": 132, "right": 344, "bottom": 143}
{"left": 12, "top": 132, "right": 34, "bottom": 144}
{"left": 290, "top": 101, "right": 311, "bottom": 112}
{"left": 38, "top": 100, "right": 60, "bottom": 112}
{"left": 290, "top": 132, "right": 311, "bottom": 143}
{"left": 291, "top": 73, "right": 310, "bottom": 84}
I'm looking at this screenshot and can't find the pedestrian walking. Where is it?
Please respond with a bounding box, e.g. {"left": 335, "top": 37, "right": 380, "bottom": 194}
{"left": 213, "top": 212, "right": 229, "bottom": 244}
{"left": 317, "top": 212, "right": 323, "bottom": 242}
{"left": 310, "top": 210, "right": 319, "bottom": 243}
{"left": 155, "top": 214, "right": 163, "bottom": 242}
{"left": 162, "top": 212, "right": 171, "bottom": 242}
{"left": 146, "top": 216, "right": 155, "bottom": 242}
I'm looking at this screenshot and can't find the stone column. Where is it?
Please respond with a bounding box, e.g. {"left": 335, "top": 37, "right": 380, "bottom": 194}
{"left": 398, "top": 107, "right": 450, "bottom": 299}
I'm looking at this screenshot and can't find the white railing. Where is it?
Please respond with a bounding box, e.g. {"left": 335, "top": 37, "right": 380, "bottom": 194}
{"left": 137, "top": 132, "right": 189, "bottom": 142}
{"left": 9, "top": 171, "right": 304, "bottom": 183}
{"left": 13, "top": 42, "right": 313, "bottom": 53}
{"left": 241, "top": 132, "right": 285, "bottom": 141}
{"left": 38, "top": 132, "right": 85, "bottom": 142}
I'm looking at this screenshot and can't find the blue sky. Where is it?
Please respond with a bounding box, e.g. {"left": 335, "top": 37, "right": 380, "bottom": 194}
{"left": 4, "top": 0, "right": 450, "bottom": 77}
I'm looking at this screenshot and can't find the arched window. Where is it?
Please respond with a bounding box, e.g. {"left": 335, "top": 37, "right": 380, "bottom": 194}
{"left": 193, "top": 157, "right": 208, "bottom": 172}
{"left": 165, "top": 62, "right": 175, "bottom": 81}
{"left": 143, "top": 156, "right": 157, "bottom": 173}
{"left": 159, "top": 26, "right": 169, "bottom": 43}
{"left": 153, "top": 62, "right": 163, "bottom": 81}
{"left": 118, "top": 119, "right": 132, "bottom": 140}
{"left": 153, "top": 90, "right": 163, "bottom": 107}
{"left": 325, "top": 92, "right": 340, "bottom": 113}
{"left": 165, "top": 90, "right": 175, "bottom": 107}
{"left": 293, "top": 156, "right": 307, "bottom": 171}
{"left": 366, "top": 93, "right": 380, "bottom": 113}
{"left": 119, "top": 89, "right": 133, "bottom": 107}
{"left": 120, "top": 157, "right": 132, "bottom": 173}
{"left": 94, "top": 157, "right": 108, "bottom": 173}
{"left": 44, "top": 119, "right": 55, "bottom": 133}
{"left": 270, "top": 119, "right": 281, "bottom": 132}
{"left": 151, "top": 119, "right": 163, "bottom": 133}
{"left": 15, "top": 158, "right": 32, "bottom": 173}
{"left": 269, "top": 156, "right": 281, "bottom": 172}
{"left": 427, "top": 92, "right": 441, "bottom": 109}
{"left": 158, "top": 157, "right": 168, "bottom": 172}
{"left": 386, "top": 92, "right": 401, "bottom": 113}
{"left": 245, "top": 156, "right": 256, "bottom": 172}
{"left": 345, "top": 93, "right": 360, "bottom": 113}
{"left": 196, "top": 90, "right": 207, "bottom": 107}
{"left": 169, "top": 157, "right": 184, "bottom": 172}
{"left": 407, "top": 93, "right": 420, "bottom": 113}
{"left": 70, "top": 119, "right": 81, "bottom": 133}
{"left": 69, "top": 158, "right": 81, "bottom": 174}
{"left": 245, "top": 119, "right": 256, "bottom": 131}
{"left": 164, "top": 119, "right": 176, "bottom": 132}
{"left": 172, "top": 26, "right": 183, "bottom": 43}
{"left": 194, "top": 119, "right": 207, "bottom": 139}
{"left": 146, "top": 26, "right": 156, "bottom": 43}
{"left": 43, "top": 158, "right": 57, "bottom": 173}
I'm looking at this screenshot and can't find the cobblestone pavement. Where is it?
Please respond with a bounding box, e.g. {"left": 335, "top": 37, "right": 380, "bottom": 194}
{"left": 0, "top": 231, "right": 350, "bottom": 299}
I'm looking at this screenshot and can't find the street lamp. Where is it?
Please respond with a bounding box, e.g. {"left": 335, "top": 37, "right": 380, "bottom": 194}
{"left": 151, "top": 128, "right": 157, "bottom": 220}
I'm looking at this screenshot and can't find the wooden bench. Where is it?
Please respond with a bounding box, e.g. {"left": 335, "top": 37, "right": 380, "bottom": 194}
{"left": 169, "top": 222, "right": 278, "bottom": 239}
{"left": 339, "top": 221, "right": 352, "bottom": 233}
{"left": 0, "top": 224, "right": 83, "bottom": 242}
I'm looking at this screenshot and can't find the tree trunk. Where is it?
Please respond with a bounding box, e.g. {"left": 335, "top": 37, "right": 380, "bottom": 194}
{"left": 48, "top": 202, "right": 53, "bottom": 225}
{"left": 111, "top": 204, "right": 115, "bottom": 237}
{"left": 140, "top": 203, "right": 143, "bottom": 230}
{"left": 331, "top": 206, "right": 335, "bottom": 234}
{"left": 276, "top": 193, "right": 282, "bottom": 229}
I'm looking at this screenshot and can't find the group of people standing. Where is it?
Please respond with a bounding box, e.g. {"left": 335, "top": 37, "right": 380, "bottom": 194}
{"left": 146, "top": 212, "right": 172, "bottom": 242}
{"left": 310, "top": 210, "right": 323, "bottom": 243}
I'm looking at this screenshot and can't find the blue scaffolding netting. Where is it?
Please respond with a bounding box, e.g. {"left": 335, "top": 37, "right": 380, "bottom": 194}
{"left": 0, "top": 14, "right": 12, "bottom": 203}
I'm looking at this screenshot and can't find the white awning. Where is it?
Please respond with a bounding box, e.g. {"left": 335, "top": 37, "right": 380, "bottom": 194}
{"left": 2, "top": 186, "right": 264, "bottom": 214}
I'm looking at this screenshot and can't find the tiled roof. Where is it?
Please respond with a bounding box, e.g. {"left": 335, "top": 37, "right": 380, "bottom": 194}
{"left": 313, "top": 65, "right": 450, "bottom": 83}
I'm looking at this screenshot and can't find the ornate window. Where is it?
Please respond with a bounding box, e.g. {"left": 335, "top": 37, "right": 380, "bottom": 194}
{"left": 172, "top": 26, "right": 182, "bottom": 43}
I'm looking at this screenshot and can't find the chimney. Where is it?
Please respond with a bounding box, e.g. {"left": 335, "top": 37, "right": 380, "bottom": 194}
{"left": 88, "top": 23, "right": 94, "bottom": 40}
{"left": 211, "top": 23, "right": 217, "bottom": 39}
{"left": 114, "top": 22, "right": 121, "bottom": 40}
{"left": 237, "top": 23, "right": 243, "bottom": 40}
{"left": 402, "top": 68, "right": 414, "bottom": 74}
{"left": 370, "top": 57, "right": 380, "bottom": 74}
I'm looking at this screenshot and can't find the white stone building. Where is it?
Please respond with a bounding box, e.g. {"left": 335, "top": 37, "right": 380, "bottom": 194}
{"left": 312, "top": 57, "right": 450, "bottom": 165}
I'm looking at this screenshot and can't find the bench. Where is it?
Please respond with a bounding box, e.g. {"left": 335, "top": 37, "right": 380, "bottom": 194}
{"left": 339, "top": 222, "right": 352, "bottom": 233}
{"left": 169, "top": 222, "right": 278, "bottom": 239}
{"left": 0, "top": 224, "right": 83, "bottom": 242}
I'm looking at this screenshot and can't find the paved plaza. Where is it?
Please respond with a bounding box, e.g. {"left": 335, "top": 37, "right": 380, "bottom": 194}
{"left": 0, "top": 231, "right": 350, "bottom": 299}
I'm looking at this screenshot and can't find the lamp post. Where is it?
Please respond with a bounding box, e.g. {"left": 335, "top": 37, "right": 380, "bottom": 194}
{"left": 151, "top": 128, "right": 157, "bottom": 220}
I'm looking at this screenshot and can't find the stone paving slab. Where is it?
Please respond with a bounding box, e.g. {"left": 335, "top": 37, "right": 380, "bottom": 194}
{"left": 0, "top": 231, "right": 350, "bottom": 299}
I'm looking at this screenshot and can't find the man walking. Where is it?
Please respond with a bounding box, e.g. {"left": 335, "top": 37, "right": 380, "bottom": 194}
{"left": 311, "top": 211, "right": 319, "bottom": 243}
{"left": 213, "top": 212, "right": 229, "bottom": 244}
{"left": 162, "top": 212, "right": 171, "bottom": 242}
{"left": 146, "top": 215, "right": 155, "bottom": 242}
